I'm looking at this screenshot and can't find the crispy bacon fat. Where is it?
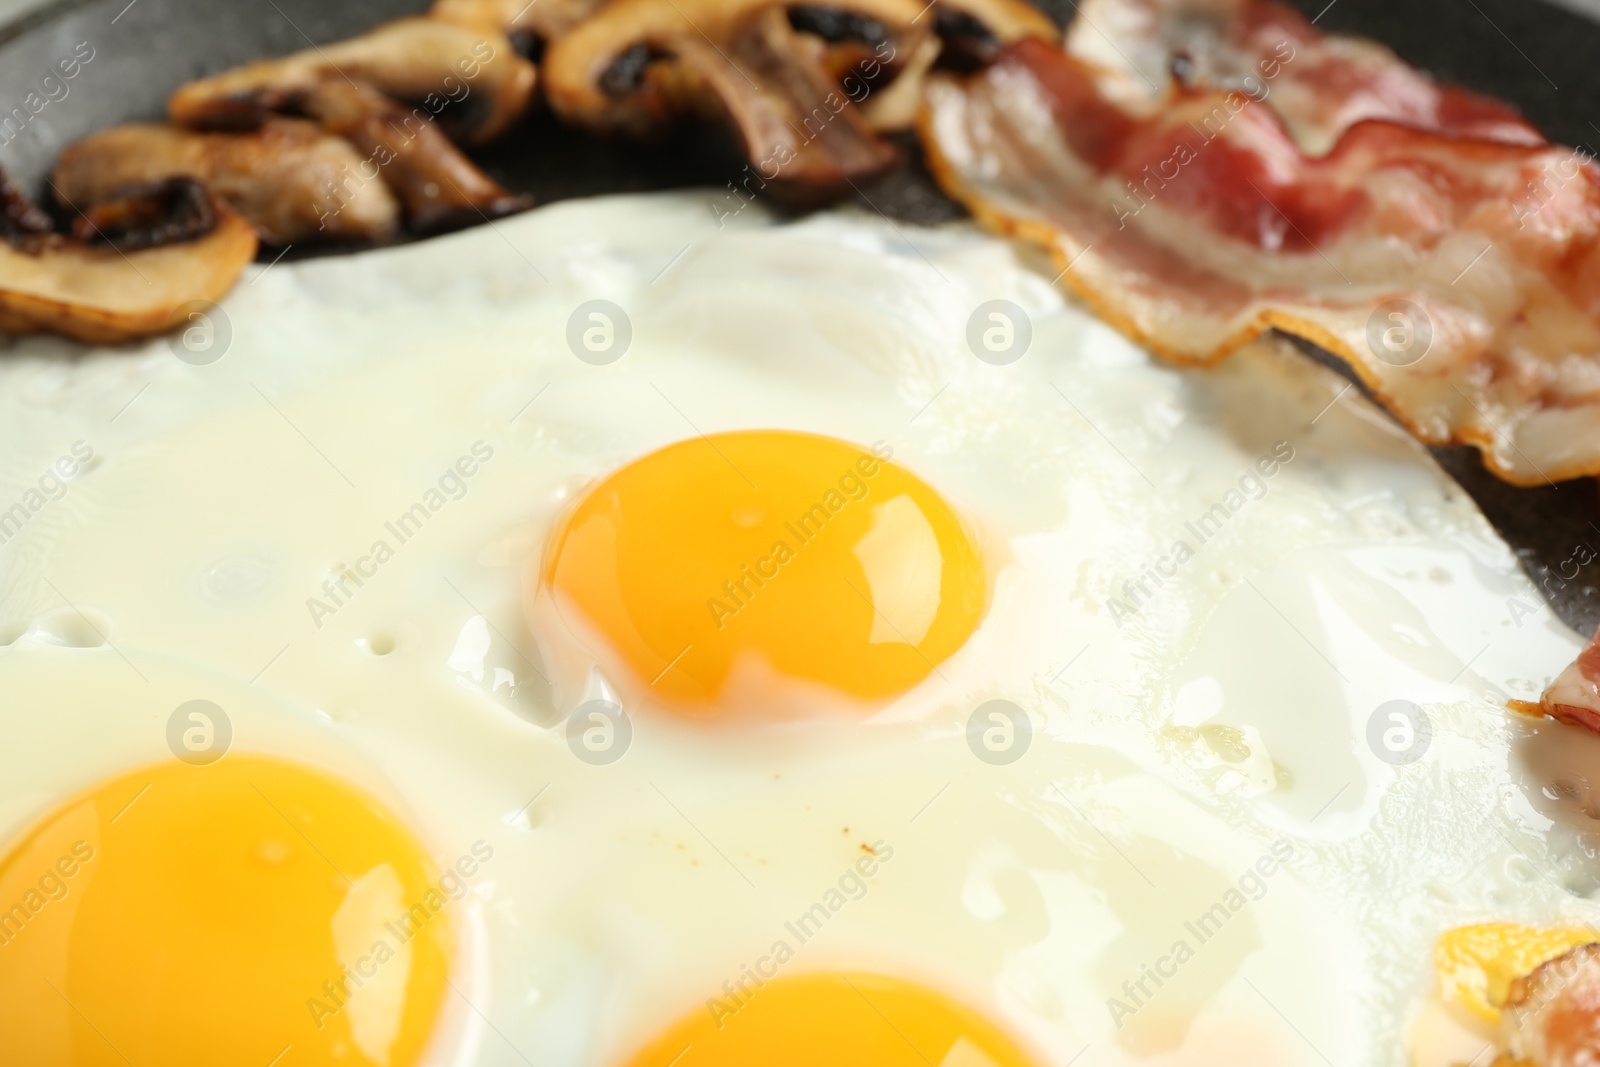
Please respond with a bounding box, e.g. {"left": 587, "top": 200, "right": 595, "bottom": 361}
{"left": 919, "top": 0, "right": 1600, "bottom": 486}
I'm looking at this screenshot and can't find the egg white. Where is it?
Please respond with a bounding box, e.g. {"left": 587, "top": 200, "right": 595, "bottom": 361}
{"left": 0, "top": 191, "right": 1591, "bottom": 1067}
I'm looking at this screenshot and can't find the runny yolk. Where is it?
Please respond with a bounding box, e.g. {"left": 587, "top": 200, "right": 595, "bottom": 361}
{"left": 0, "top": 755, "right": 453, "bottom": 1067}
{"left": 533, "top": 430, "right": 988, "bottom": 720}
{"left": 620, "top": 971, "right": 1040, "bottom": 1067}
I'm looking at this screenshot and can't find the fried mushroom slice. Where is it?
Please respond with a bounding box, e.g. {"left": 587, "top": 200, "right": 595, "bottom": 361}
{"left": 1, "top": 174, "right": 54, "bottom": 242}
{"left": 168, "top": 17, "right": 536, "bottom": 146}
{"left": 925, "top": 0, "right": 1057, "bottom": 72}
{"left": 0, "top": 170, "right": 257, "bottom": 345}
{"left": 545, "top": 0, "right": 930, "bottom": 201}
{"left": 429, "top": 0, "right": 604, "bottom": 54}
{"left": 1503, "top": 943, "right": 1600, "bottom": 1067}
{"left": 53, "top": 121, "right": 401, "bottom": 245}
{"left": 168, "top": 65, "right": 530, "bottom": 234}
{"left": 295, "top": 77, "right": 530, "bottom": 233}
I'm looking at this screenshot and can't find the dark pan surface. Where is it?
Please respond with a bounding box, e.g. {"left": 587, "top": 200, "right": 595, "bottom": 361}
{"left": 3, "top": 0, "right": 1600, "bottom": 635}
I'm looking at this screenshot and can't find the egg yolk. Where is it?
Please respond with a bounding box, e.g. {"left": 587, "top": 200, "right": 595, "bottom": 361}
{"left": 1436, "top": 922, "right": 1599, "bottom": 1023}
{"left": 0, "top": 755, "right": 453, "bottom": 1067}
{"left": 535, "top": 430, "right": 987, "bottom": 719}
{"left": 621, "top": 971, "right": 1039, "bottom": 1066}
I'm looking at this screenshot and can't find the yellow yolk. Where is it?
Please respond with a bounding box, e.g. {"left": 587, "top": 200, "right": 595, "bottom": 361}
{"left": 1436, "top": 922, "right": 1599, "bottom": 1023}
{"left": 621, "top": 971, "right": 1040, "bottom": 1066}
{"left": 534, "top": 430, "right": 987, "bottom": 720}
{"left": 0, "top": 755, "right": 453, "bottom": 1067}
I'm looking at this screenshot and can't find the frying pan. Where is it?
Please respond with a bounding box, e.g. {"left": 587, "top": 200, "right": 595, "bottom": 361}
{"left": 3, "top": 0, "right": 1599, "bottom": 634}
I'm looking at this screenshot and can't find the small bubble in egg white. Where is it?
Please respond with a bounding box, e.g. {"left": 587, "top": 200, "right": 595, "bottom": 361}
{"left": 1505, "top": 855, "right": 1536, "bottom": 883}
{"left": 29, "top": 607, "right": 109, "bottom": 648}
{"left": 1424, "top": 881, "right": 1459, "bottom": 905}
{"left": 358, "top": 632, "right": 397, "bottom": 657}
{"left": 504, "top": 805, "right": 541, "bottom": 832}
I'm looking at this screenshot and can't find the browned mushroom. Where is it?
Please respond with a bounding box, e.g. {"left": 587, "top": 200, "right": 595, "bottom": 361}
{"left": 165, "top": 20, "right": 534, "bottom": 234}
{"left": 0, "top": 169, "right": 257, "bottom": 345}
{"left": 1502, "top": 943, "right": 1600, "bottom": 1067}
{"left": 53, "top": 121, "right": 402, "bottom": 245}
{"left": 1, "top": 172, "right": 54, "bottom": 241}
{"left": 429, "top": 0, "right": 606, "bottom": 53}
{"left": 544, "top": 0, "right": 934, "bottom": 202}
{"left": 925, "top": 0, "right": 1057, "bottom": 72}
{"left": 168, "top": 17, "right": 537, "bottom": 146}
{"left": 294, "top": 76, "right": 529, "bottom": 233}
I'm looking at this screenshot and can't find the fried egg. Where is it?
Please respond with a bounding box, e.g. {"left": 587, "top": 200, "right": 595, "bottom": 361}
{"left": 0, "top": 191, "right": 1591, "bottom": 1067}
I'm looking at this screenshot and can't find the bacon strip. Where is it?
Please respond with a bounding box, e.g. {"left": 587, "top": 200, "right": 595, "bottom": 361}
{"left": 1064, "top": 0, "right": 1540, "bottom": 151}
{"left": 1538, "top": 635, "right": 1600, "bottom": 734}
{"left": 1503, "top": 942, "right": 1600, "bottom": 1067}
{"left": 918, "top": 1, "right": 1600, "bottom": 487}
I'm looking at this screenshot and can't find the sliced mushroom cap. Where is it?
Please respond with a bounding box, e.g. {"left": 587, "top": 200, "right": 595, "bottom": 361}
{"left": 54, "top": 121, "right": 402, "bottom": 245}
{"left": 0, "top": 173, "right": 257, "bottom": 345}
{"left": 168, "top": 17, "right": 536, "bottom": 146}
{"left": 545, "top": 0, "right": 928, "bottom": 200}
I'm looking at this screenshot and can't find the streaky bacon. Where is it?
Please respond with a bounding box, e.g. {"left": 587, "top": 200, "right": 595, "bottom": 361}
{"left": 1540, "top": 635, "right": 1600, "bottom": 735}
{"left": 1066, "top": 0, "right": 1540, "bottom": 151}
{"left": 1502, "top": 943, "right": 1600, "bottom": 1067}
{"left": 918, "top": 2, "right": 1600, "bottom": 487}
